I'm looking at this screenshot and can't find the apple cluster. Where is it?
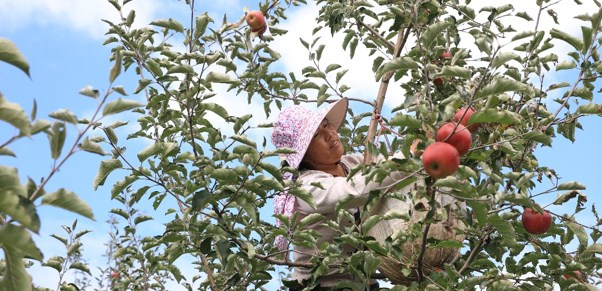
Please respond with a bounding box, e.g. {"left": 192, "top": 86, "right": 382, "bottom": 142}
{"left": 421, "top": 107, "right": 476, "bottom": 179}
{"left": 245, "top": 10, "right": 267, "bottom": 36}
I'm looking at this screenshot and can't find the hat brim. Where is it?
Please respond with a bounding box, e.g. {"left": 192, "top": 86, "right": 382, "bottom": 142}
{"left": 290, "top": 97, "right": 348, "bottom": 168}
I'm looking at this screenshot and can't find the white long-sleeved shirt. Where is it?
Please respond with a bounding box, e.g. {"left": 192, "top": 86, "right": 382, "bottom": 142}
{"left": 291, "top": 153, "right": 406, "bottom": 287}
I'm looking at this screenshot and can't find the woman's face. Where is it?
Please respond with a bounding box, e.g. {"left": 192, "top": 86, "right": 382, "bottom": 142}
{"left": 304, "top": 119, "right": 344, "bottom": 165}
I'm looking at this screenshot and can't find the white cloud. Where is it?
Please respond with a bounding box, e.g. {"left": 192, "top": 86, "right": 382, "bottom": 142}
{"left": 0, "top": 0, "right": 166, "bottom": 39}
{"left": 269, "top": 4, "right": 406, "bottom": 112}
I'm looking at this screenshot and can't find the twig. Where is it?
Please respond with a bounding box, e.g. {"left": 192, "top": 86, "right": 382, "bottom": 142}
{"left": 355, "top": 18, "right": 396, "bottom": 52}
{"left": 200, "top": 253, "right": 219, "bottom": 290}
{"left": 459, "top": 228, "right": 491, "bottom": 274}
{"left": 363, "top": 26, "right": 411, "bottom": 164}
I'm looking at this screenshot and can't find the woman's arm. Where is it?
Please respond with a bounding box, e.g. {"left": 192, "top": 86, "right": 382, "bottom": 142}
{"left": 297, "top": 152, "right": 406, "bottom": 213}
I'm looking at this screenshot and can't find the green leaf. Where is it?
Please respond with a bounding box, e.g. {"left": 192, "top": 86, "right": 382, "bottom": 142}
{"left": 134, "top": 215, "right": 153, "bottom": 225}
{"left": 421, "top": 21, "right": 451, "bottom": 49}
{"left": 469, "top": 108, "right": 521, "bottom": 125}
{"left": 42, "top": 189, "right": 94, "bottom": 220}
{"left": 552, "top": 190, "right": 582, "bottom": 205}
{"left": 111, "top": 175, "right": 136, "bottom": 199}
{"left": 68, "top": 262, "right": 91, "bottom": 275}
{"left": 438, "top": 65, "right": 472, "bottom": 79}
{"left": 79, "top": 138, "right": 108, "bottom": 156}
{"left": 1, "top": 244, "right": 33, "bottom": 290}
{"left": 206, "top": 71, "right": 235, "bottom": 84}
{"left": 47, "top": 122, "right": 66, "bottom": 160}
{"left": 375, "top": 57, "right": 418, "bottom": 81}
{"left": 230, "top": 135, "right": 257, "bottom": 148}
{"left": 388, "top": 114, "right": 422, "bottom": 129}
{"left": 78, "top": 85, "right": 99, "bottom": 98}
{"left": 43, "top": 256, "right": 64, "bottom": 273}
{"left": 0, "top": 166, "right": 40, "bottom": 232}
{"left": 523, "top": 131, "right": 552, "bottom": 146}
{"left": 134, "top": 78, "right": 152, "bottom": 94}
{"left": 191, "top": 190, "right": 211, "bottom": 211}
{"left": 556, "top": 61, "right": 577, "bottom": 71}
{"left": 488, "top": 214, "right": 517, "bottom": 246}
{"left": 575, "top": 103, "right": 602, "bottom": 115}
{"left": 299, "top": 213, "right": 324, "bottom": 228}
{"left": 137, "top": 142, "right": 177, "bottom": 162}
{"left": 0, "top": 224, "right": 43, "bottom": 260}
{"left": 325, "top": 64, "right": 341, "bottom": 74}
{"left": 0, "top": 38, "right": 30, "bottom": 77}
{"left": 109, "top": 50, "right": 122, "bottom": 83}
{"left": 201, "top": 102, "right": 229, "bottom": 120}
{"left": 361, "top": 215, "right": 382, "bottom": 234}
{"left": 167, "top": 64, "right": 194, "bottom": 75}
{"left": 112, "top": 85, "right": 127, "bottom": 96}
{"left": 567, "top": 221, "right": 588, "bottom": 251}
{"left": 102, "top": 98, "right": 143, "bottom": 116}
{"left": 550, "top": 28, "right": 583, "bottom": 51}
{"left": 557, "top": 181, "right": 586, "bottom": 190}
{"left": 93, "top": 159, "right": 123, "bottom": 190}
{"left": 477, "top": 78, "right": 528, "bottom": 98}
{"left": 582, "top": 243, "right": 602, "bottom": 256}
{"left": 150, "top": 18, "right": 184, "bottom": 32}
{"left": 49, "top": 109, "right": 77, "bottom": 124}
{"left": 0, "top": 94, "right": 31, "bottom": 136}
{"left": 466, "top": 200, "right": 489, "bottom": 227}
{"left": 211, "top": 168, "right": 239, "bottom": 184}
{"left": 491, "top": 52, "right": 520, "bottom": 69}
{"left": 110, "top": 208, "right": 129, "bottom": 220}
{"left": 0, "top": 147, "right": 15, "bottom": 157}
{"left": 511, "top": 31, "right": 535, "bottom": 42}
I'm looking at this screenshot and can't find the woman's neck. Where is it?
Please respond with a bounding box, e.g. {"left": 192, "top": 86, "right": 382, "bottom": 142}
{"left": 304, "top": 156, "right": 347, "bottom": 177}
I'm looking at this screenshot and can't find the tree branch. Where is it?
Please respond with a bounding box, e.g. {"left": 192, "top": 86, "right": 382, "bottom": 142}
{"left": 363, "top": 26, "right": 411, "bottom": 163}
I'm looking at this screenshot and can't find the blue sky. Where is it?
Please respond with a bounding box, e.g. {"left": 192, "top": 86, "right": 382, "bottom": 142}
{"left": 1, "top": 0, "right": 601, "bottom": 290}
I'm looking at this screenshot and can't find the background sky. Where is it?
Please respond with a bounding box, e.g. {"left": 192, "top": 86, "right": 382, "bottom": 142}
{"left": 0, "top": 0, "right": 601, "bottom": 290}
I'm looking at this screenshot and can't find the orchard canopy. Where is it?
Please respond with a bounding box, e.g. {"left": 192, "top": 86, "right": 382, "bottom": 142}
{"left": 1, "top": 0, "right": 602, "bottom": 290}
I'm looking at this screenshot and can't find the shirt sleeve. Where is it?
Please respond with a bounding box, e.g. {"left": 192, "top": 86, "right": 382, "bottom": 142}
{"left": 296, "top": 152, "right": 406, "bottom": 214}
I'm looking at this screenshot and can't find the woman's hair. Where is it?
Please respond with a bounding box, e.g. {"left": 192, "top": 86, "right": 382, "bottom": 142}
{"left": 282, "top": 158, "right": 314, "bottom": 172}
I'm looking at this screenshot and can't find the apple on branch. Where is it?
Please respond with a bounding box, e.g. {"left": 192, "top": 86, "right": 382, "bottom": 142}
{"left": 245, "top": 10, "right": 267, "bottom": 37}
{"left": 521, "top": 207, "right": 553, "bottom": 234}
{"left": 422, "top": 141, "right": 460, "bottom": 179}
{"left": 453, "top": 107, "right": 479, "bottom": 131}
{"left": 441, "top": 50, "right": 452, "bottom": 60}
{"left": 436, "top": 122, "right": 472, "bottom": 156}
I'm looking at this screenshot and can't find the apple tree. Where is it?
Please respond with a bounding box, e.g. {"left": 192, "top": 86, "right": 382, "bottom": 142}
{"left": 0, "top": 36, "right": 142, "bottom": 289}
{"left": 10, "top": 0, "right": 602, "bottom": 289}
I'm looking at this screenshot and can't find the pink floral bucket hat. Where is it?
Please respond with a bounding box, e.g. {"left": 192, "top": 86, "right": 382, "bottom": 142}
{"left": 270, "top": 97, "right": 348, "bottom": 250}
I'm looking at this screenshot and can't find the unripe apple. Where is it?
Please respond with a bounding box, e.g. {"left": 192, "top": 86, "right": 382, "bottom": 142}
{"left": 521, "top": 207, "right": 552, "bottom": 234}
{"left": 422, "top": 142, "right": 460, "bottom": 179}
{"left": 245, "top": 10, "right": 266, "bottom": 31}
{"left": 436, "top": 122, "right": 472, "bottom": 156}
{"left": 452, "top": 107, "right": 479, "bottom": 131}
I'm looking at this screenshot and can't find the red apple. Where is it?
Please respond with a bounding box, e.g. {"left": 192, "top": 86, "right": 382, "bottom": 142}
{"left": 434, "top": 77, "right": 444, "bottom": 86}
{"left": 245, "top": 10, "right": 266, "bottom": 31}
{"left": 521, "top": 207, "right": 552, "bottom": 234}
{"left": 422, "top": 142, "right": 460, "bottom": 179}
{"left": 111, "top": 271, "right": 120, "bottom": 279}
{"left": 441, "top": 51, "right": 452, "bottom": 59}
{"left": 452, "top": 107, "right": 479, "bottom": 131}
{"left": 252, "top": 23, "right": 267, "bottom": 36}
{"left": 436, "top": 122, "right": 472, "bottom": 156}
{"left": 563, "top": 270, "right": 585, "bottom": 283}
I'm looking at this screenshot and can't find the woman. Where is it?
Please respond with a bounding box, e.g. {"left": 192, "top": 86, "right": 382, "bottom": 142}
{"left": 270, "top": 97, "right": 407, "bottom": 290}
